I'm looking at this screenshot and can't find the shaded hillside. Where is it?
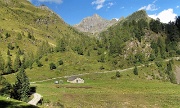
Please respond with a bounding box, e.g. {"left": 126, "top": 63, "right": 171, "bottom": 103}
{"left": 74, "top": 14, "right": 118, "bottom": 34}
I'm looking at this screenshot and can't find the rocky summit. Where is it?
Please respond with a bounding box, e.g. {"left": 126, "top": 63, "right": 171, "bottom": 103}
{"left": 74, "top": 14, "right": 118, "bottom": 34}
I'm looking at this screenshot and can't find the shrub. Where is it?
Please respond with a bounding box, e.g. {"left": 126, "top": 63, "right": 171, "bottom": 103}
{"left": 99, "top": 65, "right": 104, "bottom": 70}
{"left": 5, "top": 33, "right": 10, "bottom": 39}
{"left": 133, "top": 66, "right": 138, "bottom": 75}
{"left": 17, "top": 33, "right": 22, "bottom": 40}
{"left": 49, "top": 63, "right": 56, "bottom": 70}
{"left": 58, "top": 60, "right": 63, "bottom": 65}
{"left": 116, "top": 71, "right": 121, "bottom": 78}
{"left": 36, "top": 60, "right": 43, "bottom": 67}
{"left": 45, "top": 57, "right": 48, "bottom": 61}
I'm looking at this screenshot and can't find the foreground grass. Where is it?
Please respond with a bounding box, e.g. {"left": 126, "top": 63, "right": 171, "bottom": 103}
{"left": 32, "top": 63, "right": 180, "bottom": 108}
{"left": 0, "top": 96, "right": 38, "bottom": 108}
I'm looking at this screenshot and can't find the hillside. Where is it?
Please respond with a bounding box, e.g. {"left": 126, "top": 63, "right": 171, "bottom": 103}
{"left": 0, "top": 0, "right": 94, "bottom": 58}
{"left": 0, "top": 1, "right": 180, "bottom": 107}
{"left": 74, "top": 14, "right": 118, "bottom": 34}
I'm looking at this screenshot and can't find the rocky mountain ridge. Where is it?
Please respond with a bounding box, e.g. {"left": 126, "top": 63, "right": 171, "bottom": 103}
{"left": 74, "top": 14, "right": 119, "bottom": 34}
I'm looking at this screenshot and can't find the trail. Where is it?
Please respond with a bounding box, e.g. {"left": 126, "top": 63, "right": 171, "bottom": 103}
{"left": 28, "top": 93, "right": 42, "bottom": 106}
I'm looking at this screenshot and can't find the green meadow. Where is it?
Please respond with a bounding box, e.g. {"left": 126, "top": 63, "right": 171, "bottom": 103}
{"left": 31, "top": 61, "right": 180, "bottom": 108}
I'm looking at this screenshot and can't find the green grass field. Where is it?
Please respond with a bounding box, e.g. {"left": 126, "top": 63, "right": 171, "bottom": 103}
{"left": 30, "top": 61, "right": 180, "bottom": 108}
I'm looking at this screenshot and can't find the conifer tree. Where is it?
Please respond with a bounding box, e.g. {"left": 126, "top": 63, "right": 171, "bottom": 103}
{"left": 11, "top": 66, "right": 30, "bottom": 102}
{"left": 166, "top": 61, "right": 176, "bottom": 84}
{"left": 56, "top": 38, "right": 66, "bottom": 52}
{"left": 14, "top": 53, "right": 21, "bottom": 72}
{"left": 5, "top": 56, "right": 13, "bottom": 74}
{"left": 0, "top": 74, "right": 12, "bottom": 96}
{"left": 0, "top": 52, "right": 5, "bottom": 74}
{"left": 133, "top": 65, "right": 138, "bottom": 75}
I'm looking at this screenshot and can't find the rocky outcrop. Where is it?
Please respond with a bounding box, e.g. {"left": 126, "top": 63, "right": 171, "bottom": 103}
{"left": 74, "top": 14, "right": 118, "bottom": 34}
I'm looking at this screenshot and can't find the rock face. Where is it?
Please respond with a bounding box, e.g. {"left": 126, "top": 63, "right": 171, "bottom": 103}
{"left": 74, "top": 14, "right": 118, "bottom": 33}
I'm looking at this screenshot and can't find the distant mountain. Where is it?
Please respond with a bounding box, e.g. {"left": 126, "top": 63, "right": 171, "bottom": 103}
{"left": 74, "top": 14, "right": 119, "bottom": 34}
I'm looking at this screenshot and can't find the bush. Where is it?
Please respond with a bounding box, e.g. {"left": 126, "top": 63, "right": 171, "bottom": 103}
{"left": 36, "top": 60, "right": 43, "bottom": 67}
{"left": 116, "top": 71, "right": 121, "bottom": 78}
{"left": 155, "top": 61, "right": 162, "bottom": 67}
{"left": 99, "top": 65, "right": 104, "bottom": 70}
{"left": 17, "top": 33, "right": 22, "bottom": 40}
{"left": 7, "top": 43, "right": 14, "bottom": 50}
{"left": 45, "top": 57, "right": 48, "bottom": 61}
{"left": 133, "top": 66, "right": 138, "bottom": 75}
{"left": 5, "top": 33, "right": 10, "bottom": 39}
{"left": 49, "top": 63, "right": 56, "bottom": 70}
{"left": 58, "top": 60, "right": 63, "bottom": 65}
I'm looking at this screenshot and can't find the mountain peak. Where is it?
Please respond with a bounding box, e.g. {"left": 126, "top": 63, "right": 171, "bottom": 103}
{"left": 74, "top": 14, "right": 118, "bottom": 34}
{"left": 126, "top": 10, "right": 148, "bottom": 21}
{"left": 93, "top": 14, "right": 101, "bottom": 18}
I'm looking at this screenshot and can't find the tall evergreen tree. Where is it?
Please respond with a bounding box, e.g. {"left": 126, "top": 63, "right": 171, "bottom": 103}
{"left": 166, "top": 61, "right": 176, "bottom": 84}
{"left": 13, "top": 53, "right": 21, "bottom": 72}
{"left": 0, "top": 74, "right": 12, "bottom": 96}
{"left": 0, "top": 52, "right": 5, "bottom": 74}
{"left": 5, "top": 56, "right": 13, "bottom": 74}
{"left": 11, "top": 66, "right": 30, "bottom": 102}
{"left": 56, "top": 38, "right": 66, "bottom": 52}
{"left": 175, "top": 16, "right": 180, "bottom": 31}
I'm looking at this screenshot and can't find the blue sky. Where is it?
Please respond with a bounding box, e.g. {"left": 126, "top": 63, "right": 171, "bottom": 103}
{"left": 28, "top": 0, "right": 180, "bottom": 25}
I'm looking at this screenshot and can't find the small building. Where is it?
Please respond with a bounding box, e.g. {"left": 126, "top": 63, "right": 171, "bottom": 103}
{"left": 67, "top": 76, "right": 84, "bottom": 83}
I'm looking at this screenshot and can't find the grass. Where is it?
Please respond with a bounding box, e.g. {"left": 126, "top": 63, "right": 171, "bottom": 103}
{"left": 0, "top": 96, "right": 38, "bottom": 108}
{"left": 29, "top": 61, "right": 180, "bottom": 108}
{"left": 5, "top": 51, "right": 112, "bottom": 83}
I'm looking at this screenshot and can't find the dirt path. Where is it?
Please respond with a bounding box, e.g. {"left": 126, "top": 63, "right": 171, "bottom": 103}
{"left": 28, "top": 93, "right": 42, "bottom": 106}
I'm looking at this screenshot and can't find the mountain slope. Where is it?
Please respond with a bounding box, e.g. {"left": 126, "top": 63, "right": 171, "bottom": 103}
{"left": 74, "top": 14, "right": 118, "bottom": 34}
{"left": 0, "top": 0, "right": 95, "bottom": 58}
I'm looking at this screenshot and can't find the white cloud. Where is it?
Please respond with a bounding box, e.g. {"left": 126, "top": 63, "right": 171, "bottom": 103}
{"left": 38, "top": 0, "right": 63, "bottom": 4}
{"left": 107, "top": 2, "right": 114, "bottom": 8}
{"left": 148, "top": 8, "right": 177, "bottom": 23}
{"left": 153, "top": 0, "right": 158, "bottom": 4}
{"left": 92, "top": 0, "right": 106, "bottom": 10}
{"left": 176, "top": 6, "right": 179, "bottom": 8}
{"left": 139, "top": 4, "right": 158, "bottom": 11}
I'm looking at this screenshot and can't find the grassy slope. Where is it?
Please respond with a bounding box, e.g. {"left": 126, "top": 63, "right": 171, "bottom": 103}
{"left": 5, "top": 51, "right": 112, "bottom": 83}
{"left": 1, "top": 0, "right": 112, "bottom": 83}
{"left": 0, "top": 96, "right": 38, "bottom": 108}
{"left": 0, "top": 0, "right": 91, "bottom": 56}
{"left": 30, "top": 60, "right": 180, "bottom": 108}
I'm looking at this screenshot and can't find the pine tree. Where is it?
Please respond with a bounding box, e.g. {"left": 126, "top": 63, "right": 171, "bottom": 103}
{"left": 5, "top": 56, "right": 13, "bottom": 74}
{"left": 14, "top": 53, "right": 21, "bottom": 72}
{"left": 166, "top": 61, "right": 176, "bottom": 84}
{"left": 133, "top": 65, "right": 138, "bottom": 75}
{"left": 7, "top": 49, "right": 10, "bottom": 56}
{"left": 11, "top": 66, "right": 30, "bottom": 102}
{"left": 0, "top": 74, "right": 12, "bottom": 96}
{"left": 0, "top": 52, "right": 5, "bottom": 74}
{"left": 56, "top": 38, "right": 66, "bottom": 52}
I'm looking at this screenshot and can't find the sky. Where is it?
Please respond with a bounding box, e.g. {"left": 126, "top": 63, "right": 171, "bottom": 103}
{"left": 28, "top": 0, "right": 180, "bottom": 25}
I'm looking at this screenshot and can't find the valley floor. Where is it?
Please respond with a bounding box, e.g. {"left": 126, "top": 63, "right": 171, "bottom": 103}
{"left": 31, "top": 60, "right": 180, "bottom": 108}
